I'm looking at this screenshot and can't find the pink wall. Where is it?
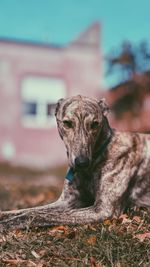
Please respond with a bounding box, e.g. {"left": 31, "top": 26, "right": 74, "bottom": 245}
{"left": 0, "top": 23, "right": 102, "bottom": 169}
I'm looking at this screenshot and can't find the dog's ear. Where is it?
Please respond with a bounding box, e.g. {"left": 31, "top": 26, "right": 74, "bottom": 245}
{"left": 98, "top": 98, "right": 109, "bottom": 116}
{"left": 55, "top": 98, "right": 64, "bottom": 140}
{"left": 55, "top": 98, "right": 64, "bottom": 117}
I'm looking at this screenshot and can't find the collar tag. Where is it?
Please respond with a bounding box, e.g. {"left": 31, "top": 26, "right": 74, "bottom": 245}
{"left": 65, "top": 168, "right": 74, "bottom": 182}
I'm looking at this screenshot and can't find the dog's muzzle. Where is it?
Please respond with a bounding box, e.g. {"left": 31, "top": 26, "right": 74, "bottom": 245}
{"left": 74, "top": 156, "right": 90, "bottom": 169}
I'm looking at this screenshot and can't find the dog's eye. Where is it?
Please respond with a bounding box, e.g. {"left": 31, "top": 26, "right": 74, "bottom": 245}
{"left": 91, "top": 121, "right": 99, "bottom": 130}
{"left": 63, "top": 120, "right": 73, "bottom": 129}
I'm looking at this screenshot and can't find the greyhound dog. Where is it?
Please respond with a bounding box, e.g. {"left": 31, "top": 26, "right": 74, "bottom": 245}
{"left": 0, "top": 95, "right": 150, "bottom": 229}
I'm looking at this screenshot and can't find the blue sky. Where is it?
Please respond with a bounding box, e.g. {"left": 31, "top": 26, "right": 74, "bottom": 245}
{"left": 0, "top": 0, "right": 150, "bottom": 87}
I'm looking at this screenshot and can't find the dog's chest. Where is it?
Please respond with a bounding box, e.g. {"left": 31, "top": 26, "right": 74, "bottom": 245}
{"left": 75, "top": 172, "right": 98, "bottom": 204}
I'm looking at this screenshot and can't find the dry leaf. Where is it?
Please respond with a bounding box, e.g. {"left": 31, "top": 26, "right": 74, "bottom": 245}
{"left": 13, "top": 229, "right": 24, "bottom": 237}
{"left": 87, "top": 236, "right": 97, "bottom": 245}
{"left": 118, "top": 214, "right": 131, "bottom": 224}
{"left": 89, "top": 256, "right": 102, "bottom": 267}
{"left": 103, "top": 219, "right": 112, "bottom": 225}
{"left": 1, "top": 259, "right": 36, "bottom": 266}
{"left": 132, "top": 216, "right": 141, "bottom": 223}
{"left": 49, "top": 225, "right": 68, "bottom": 234}
{"left": 134, "top": 232, "right": 150, "bottom": 242}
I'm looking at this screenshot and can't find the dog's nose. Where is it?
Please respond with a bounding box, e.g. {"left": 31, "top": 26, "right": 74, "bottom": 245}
{"left": 75, "top": 156, "right": 90, "bottom": 168}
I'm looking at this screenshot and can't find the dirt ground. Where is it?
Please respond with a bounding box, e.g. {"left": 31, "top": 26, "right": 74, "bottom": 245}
{"left": 0, "top": 169, "right": 63, "bottom": 212}
{"left": 0, "top": 165, "right": 150, "bottom": 267}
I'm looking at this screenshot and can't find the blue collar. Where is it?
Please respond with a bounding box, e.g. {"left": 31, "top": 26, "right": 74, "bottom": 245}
{"left": 65, "top": 167, "right": 74, "bottom": 182}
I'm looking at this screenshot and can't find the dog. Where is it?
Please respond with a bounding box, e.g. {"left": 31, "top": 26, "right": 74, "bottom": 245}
{"left": 0, "top": 95, "right": 150, "bottom": 229}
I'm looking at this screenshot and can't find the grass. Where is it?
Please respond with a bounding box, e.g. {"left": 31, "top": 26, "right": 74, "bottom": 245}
{"left": 0, "top": 210, "right": 150, "bottom": 267}
{"left": 0, "top": 164, "right": 149, "bottom": 267}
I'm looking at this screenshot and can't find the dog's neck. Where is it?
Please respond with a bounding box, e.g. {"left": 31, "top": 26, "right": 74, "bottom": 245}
{"left": 93, "top": 116, "right": 113, "bottom": 161}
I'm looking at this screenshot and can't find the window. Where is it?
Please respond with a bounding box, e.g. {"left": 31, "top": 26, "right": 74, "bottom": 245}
{"left": 23, "top": 102, "right": 37, "bottom": 115}
{"left": 21, "top": 76, "right": 66, "bottom": 127}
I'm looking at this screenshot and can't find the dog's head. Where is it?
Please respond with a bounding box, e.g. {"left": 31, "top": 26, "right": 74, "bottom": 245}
{"left": 55, "top": 95, "right": 110, "bottom": 169}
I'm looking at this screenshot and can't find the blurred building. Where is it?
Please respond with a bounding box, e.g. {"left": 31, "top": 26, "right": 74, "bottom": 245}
{"left": 0, "top": 23, "right": 101, "bottom": 169}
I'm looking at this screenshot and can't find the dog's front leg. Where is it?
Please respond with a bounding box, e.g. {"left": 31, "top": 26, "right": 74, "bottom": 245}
{"left": 0, "top": 189, "right": 115, "bottom": 230}
{"left": 0, "top": 191, "right": 118, "bottom": 230}
{"left": 0, "top": 205, "right": 104, "bottom": 230}
{"left": 0, "top": 179, "right": 80, "bottom": 222}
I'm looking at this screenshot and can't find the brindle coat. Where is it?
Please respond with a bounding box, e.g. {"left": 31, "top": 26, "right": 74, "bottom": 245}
{"left": 0, "top": 95, "right": 150, "bottom": 229}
